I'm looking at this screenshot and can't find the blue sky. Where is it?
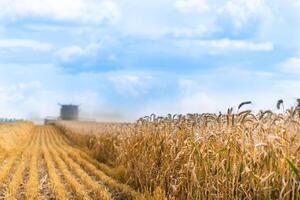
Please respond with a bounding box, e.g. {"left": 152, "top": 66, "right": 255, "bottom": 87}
{"left": 0, "top": 0, "right": 300, "bottom": 121}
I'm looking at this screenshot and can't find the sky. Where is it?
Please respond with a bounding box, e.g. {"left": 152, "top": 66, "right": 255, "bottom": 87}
{"left": 0, "top": 0, "right": 300, "bottom": 122}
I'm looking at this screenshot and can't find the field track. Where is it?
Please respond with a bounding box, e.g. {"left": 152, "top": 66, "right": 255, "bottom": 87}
{"left": 0, "top": 125, "right": 141, "bottom": 200}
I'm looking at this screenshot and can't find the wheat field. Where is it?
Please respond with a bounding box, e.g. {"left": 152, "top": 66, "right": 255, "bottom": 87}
{"left": 56, "top": 106, "right": 300, "bottom": 200}
{"left": 0, "top": 106, "right": 300, "bottom": 200}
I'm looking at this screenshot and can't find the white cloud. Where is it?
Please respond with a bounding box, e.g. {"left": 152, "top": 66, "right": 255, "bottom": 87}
{"left": 54, "top": 43, "right": 101, "bottom": 62}
{"left": 0, "top": 80, "right": 44, "bottom": 118}
{"left": 15, "top": 81, "right": 42, "bottom": 90}
{"left": 108, "top": 73, "right": 153, "bottom": 96}
{"left": 25, "top": 25, "right": 70, "bottom": 32}
{"left": 0, "top": 39, "right": 53, "bottom": 51}
{"left": 55, "top": 46, "right": 86, "bottom": 62}
{"left": 24, "top": 25, "right": 98, "bottom": 36}
{"left": 177, "top": 78, "right": 217, "bottom": 113}
{"left": 275, "top": 80, "right": 300, "bottom": 102}
{"left": 0, "top": 64, "right": 126, "bottom": 121}
{"left": 281, "top": 57, "right": 300, "bottom": 74}
{"left": 171, "top": 25, "right": 208, "bottom": 37}
{"left": 115, "top": 0, "right": 216, "bottom": 39}
{"left": 175, "top": 0, "right": 209, "bottom": 13}
{"left": 176, "top": 38, "right": 273, "bottom": 52}
{"left": 0, "top": 0, "right": 120, "bottom": 24}
{"left": 179, "top": 92, "right": 218, "bottom": 113}
{"left": 2, "top": 0, "right": 300, "bottom": 122}
{"left": 218, "top": 0, "right": 271, "bottom": 27}
{"left": 108, "top": 54, "right": 117, "bottom": 61}
{"left": 0, "top": 62, "right": 298, "bottom": 122}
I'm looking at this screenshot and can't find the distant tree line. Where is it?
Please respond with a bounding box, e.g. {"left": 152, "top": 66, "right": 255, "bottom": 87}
{"left": 0, "top": 118, "right": 25, "bottom": 122}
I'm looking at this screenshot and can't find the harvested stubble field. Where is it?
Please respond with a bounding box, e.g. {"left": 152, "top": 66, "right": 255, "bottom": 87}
{"left": 0, "top": 123, "right": 142, "bottom": 200}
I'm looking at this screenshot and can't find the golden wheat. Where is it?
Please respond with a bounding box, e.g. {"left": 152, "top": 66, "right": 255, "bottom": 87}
{"left": 56, "top": 106, "right": 300, "bottom": 200}
{"left": 1, "top": 106, "right": 300, "bottom": 199}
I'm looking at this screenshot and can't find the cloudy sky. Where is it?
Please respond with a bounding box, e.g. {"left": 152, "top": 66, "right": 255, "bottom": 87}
{"left": 0, "top": 0, "right": 300, "bottom": 121}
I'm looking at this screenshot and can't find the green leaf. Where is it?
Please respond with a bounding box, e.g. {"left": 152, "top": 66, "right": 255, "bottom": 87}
{"left": 286, "top": 158, "right": 300, "bottom": 181}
